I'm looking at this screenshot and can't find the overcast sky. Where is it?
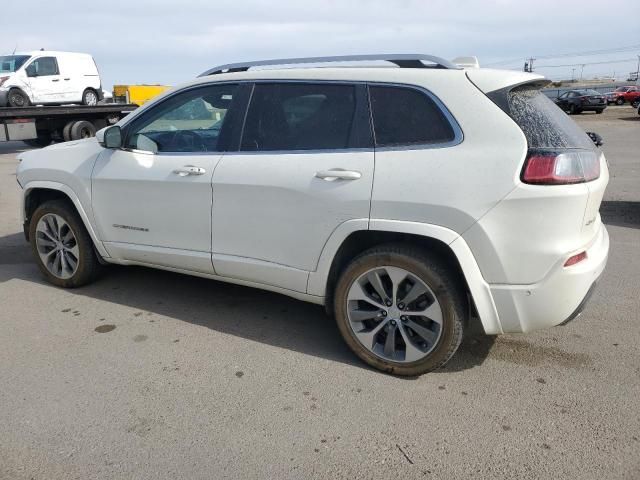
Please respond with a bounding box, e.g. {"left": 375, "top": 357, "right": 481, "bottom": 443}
{"left": 2, "top": 0, "right": 639, "bottom": 88}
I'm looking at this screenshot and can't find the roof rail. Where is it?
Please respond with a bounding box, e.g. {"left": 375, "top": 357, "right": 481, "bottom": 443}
{"left": 198, "top": 54, "right": 461, "bottom": 77}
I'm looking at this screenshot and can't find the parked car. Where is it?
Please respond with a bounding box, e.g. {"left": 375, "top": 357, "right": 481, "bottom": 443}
{"left": 15, "top": 54, "right": 609, "bottom": 376}
{"left": 555, "top": 89, "right": 607, "bottom": 114}
{"left": 605, "top": 86, "right": 640, "bottom": 105}
{"left": 0, "top": 51, "right": 103, "bottom": 107}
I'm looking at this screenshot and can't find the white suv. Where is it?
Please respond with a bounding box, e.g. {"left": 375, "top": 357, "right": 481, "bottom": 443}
{"left": 16, "top": 55, "right": 609, "bottom": 376}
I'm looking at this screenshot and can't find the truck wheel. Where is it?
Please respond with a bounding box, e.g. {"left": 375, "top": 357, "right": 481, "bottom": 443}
{"left": 70, "top": 121, "right": 96, "bottom": 140}
{"left": 333, "top": 244, "right": 466, "bottom": 376}
{"left": 615, "top": 97, "right": 625, "bottom": 105}
{"left": 8, "top": 89, "right": 30, "bottom": 107}
{"left": 82, "top": 89, "right": 99, "bottom": 106}
{"left": 29, "top": 200, "right": 101, "bottom": 288}
{"left": 62, "top": 121, "right": 75, "bottom": 142}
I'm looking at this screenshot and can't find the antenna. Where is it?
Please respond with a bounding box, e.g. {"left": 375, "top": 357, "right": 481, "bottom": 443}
{"left": 12, "top": 44, "right": 17, "bottom": 54}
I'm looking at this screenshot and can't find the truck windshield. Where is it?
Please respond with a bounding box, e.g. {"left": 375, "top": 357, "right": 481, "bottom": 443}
{"left": 0, "top": 55, "right": 31, "bottom": 73}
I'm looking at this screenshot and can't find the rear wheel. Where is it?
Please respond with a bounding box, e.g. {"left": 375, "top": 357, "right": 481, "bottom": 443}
{"left": 69, "top": 120, "right": 96, "bottom": 140}
{"left": 82, "top": 89, "right": 99, "bottom": 106}
{"left": 334, "top": 245, "right": 466, "bottom": 376}
{"left": 62, "top": 121, "right": 75, "bottom": 142}
{"left": 8, "top": 89, "right": 30, "bottom": 107}
{"left": 615, "top": 97, "right": 625, "bottom": 105}
{"left": 29, "top": 200, "right": 101, "bottom": 288}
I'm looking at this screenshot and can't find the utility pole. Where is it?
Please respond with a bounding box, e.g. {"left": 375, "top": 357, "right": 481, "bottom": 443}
{"left": 636, "top": 55, "right": 640, "bottom": 81}
{"left": 580, "top": 64, "right": 585, "bottom": 81}
{"left": 529, "top": 57, "right": 535, "bottom": 73}
{"left": 571, "top": 68, "right": 575, "bottom": 82}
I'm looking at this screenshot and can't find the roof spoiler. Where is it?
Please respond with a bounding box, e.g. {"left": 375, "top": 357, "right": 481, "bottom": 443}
{"left": 452, "top": 56, "right": 480, "bottom": 69}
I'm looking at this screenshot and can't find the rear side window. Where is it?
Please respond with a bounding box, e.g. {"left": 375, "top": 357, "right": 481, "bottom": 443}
{"left": 499, "top": 86, "right": 593, "bottom": 149}
{"left": 241, "top": 83, "right": 356, "bottom": 151}
{"left": 368, "top": 86, "right": 456, "bottom": 147}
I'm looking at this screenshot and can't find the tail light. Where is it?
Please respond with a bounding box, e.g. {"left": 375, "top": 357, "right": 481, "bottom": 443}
{"left": 564, "top": 251, "right": 587, "bottom": 267}
{"left": 522, "top": 150, "right": 600, "bottom": 185}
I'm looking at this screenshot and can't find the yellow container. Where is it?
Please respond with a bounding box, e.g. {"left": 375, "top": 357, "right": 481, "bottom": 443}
{"left": 112, "top": 84, "right": 171, "bottom": 106}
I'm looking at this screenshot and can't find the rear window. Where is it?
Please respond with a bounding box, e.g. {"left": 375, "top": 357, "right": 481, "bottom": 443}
{"left": 498, "top": 86, "right": 593, "bottom": 149}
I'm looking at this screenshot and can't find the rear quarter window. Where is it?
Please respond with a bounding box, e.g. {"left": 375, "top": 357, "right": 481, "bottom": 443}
{"left": 368, "top": 85, "right": 457, "bottom": 147}
{"left": 494, "top": 85, "right": 593, "bottom": 150}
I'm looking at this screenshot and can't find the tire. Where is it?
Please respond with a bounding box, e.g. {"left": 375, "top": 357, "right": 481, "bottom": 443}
{"left": 8, "top": 89, "right": 30, "bottom": 107}
{"left": 615, "top": 97, "right": 625, "bottom": 105}
{"left": 569, "top": 104, "right": 578, "bottom": 115}
{"left": 69, "top": 120, "right": 96, "bottom": 140}
{"left": 333, "top": 244, "right": 466, "bottom": 376}
{"left": 23, "top": 132, "right": 52, "bottom": 148}
{"left": 595, "top": 109, "right": 604, "bottom": 114}
{"left": 82, "top": 88, "right": 99, "bottom": 106}
{"left": 62, "top": 121, "right": 75, "bottom": 142}
{"left": 29, "top": 200, "right": 101, "bottom": 288}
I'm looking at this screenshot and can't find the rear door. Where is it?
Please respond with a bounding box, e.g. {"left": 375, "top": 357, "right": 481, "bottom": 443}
{"left": 211, "top": 81, "right": 374, "bottom": 292}
{"left": 25, "top": 56, "right": 63, "bottom": 103}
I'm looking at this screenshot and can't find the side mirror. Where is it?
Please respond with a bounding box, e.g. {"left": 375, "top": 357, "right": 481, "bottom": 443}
{"left": 99, "top": 125, "right": 122, "bottom": 149}
{"left": 25, "top": 65, "right": 37, "bottom": 77}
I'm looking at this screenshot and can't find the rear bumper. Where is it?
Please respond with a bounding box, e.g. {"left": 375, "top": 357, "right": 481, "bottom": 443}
{"left": 581, "top": 104, "right": 606, "bottom": 110}
{"left": 489, "top": 224, "right": 609, "bottom": 333}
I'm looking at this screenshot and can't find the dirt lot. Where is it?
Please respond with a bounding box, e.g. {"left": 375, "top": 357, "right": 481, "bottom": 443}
{"left": 0, "top": 105, "right": 638, "bottom": 480}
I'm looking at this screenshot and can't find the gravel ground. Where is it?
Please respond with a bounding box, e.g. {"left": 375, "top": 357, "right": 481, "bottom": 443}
{"left": 0, "top": 105, "right": 638, "bottom": 480}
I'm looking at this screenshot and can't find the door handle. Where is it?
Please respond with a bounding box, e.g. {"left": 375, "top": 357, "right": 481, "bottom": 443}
{"left": 173, "top": 165, "right": 206, "bottom": 176}
{"left": 51, "top": 79, "right": 60, "bottom": 82}
{"left": 315, "top": 169, "right": 362, "bottom": 181}
{"left": 63, "top": 78, "right": 70, "bottom": 81}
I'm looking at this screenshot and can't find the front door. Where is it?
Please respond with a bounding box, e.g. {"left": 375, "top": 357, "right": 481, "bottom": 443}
{"left": 25, "top": 56, "right": 63, "bottom": 104}
{"left": 211, "top": 82, "right": 374, "bottom": 292}
{"left": 92, "top": 82, "right": 242, "bottom": 273}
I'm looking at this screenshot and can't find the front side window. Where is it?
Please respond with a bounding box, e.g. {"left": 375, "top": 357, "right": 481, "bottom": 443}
{"left": 26, "top": 57, "right": 59, "bottom": 77}
{"left": 241, "top": 83, "right": 356, "bottom": 151}
{"left": 125, "top": 83, "right": 238, "bottom": 153}
{"left": 369, "top": 85, "right": 456, "bottom": 147}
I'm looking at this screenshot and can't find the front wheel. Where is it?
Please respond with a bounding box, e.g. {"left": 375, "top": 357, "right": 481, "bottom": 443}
{"left": 334, "top": 245, "right": 466, "bottom": 376}
{"left": 8, "top": 89, "right": 30, "bottom": 107}
{"left": 29, "top": 200, "right": 101, "bottom": 288}
{"left": 616, "top": 98, "right": 625, "bottom": 105}
{"left": 569, "top": 104, "right": 580, "bottom": 115}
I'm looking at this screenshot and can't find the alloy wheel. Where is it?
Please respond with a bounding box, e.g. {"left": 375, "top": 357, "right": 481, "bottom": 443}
{"left": 346, "top": 266, "right": 443, "bottom": 363}
{"left": 35, "top": 213, "right": 80, "bottom": 279}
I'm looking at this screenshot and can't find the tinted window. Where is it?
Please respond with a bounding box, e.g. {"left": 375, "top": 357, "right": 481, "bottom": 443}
{"left": 241, "top": 83, "right": 356, "bottom": 151}
{"left": 125, "top": 83, "right": 238, "bottom": 153}
{"left": 27, "top": 57, "right": 58, "bottom": 76}
{"left": 505, "top": 86, "right": 593, "bottom": 149}
{"left": 369, "top": 86, "right": 455, "bottom": 147}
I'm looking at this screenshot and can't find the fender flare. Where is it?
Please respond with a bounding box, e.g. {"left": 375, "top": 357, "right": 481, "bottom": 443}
{"left": 21, "top": 180, "right": 110, "bottom": 259}
{"left": 307, "top": 218, "right": 503, "bottom": 335}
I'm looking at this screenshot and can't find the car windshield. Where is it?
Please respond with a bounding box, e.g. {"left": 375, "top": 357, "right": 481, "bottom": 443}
{"left": 0, "top": 55, "right": 31, "bottom": 73}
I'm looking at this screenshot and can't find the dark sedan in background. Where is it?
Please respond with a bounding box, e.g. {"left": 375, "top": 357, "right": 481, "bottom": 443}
{"left": 555, "top": 89, "right": 607, "bottom": 114}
